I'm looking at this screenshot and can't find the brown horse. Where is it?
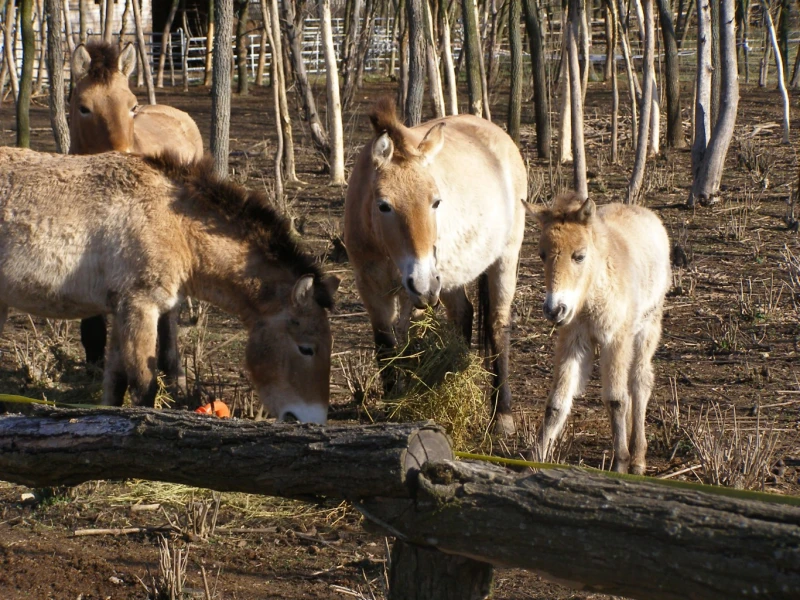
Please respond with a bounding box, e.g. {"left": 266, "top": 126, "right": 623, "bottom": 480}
{"left": 344, "top": 99, "right": 527, "bottom": 435}
{"left": 0, "top": 148, "right": 339, "bottom": 423}
{"left": 529, "top": 193, "right": 671, "bottom": 474}
{"left": 69, "top": 41, "right": 204, "bottom": 386}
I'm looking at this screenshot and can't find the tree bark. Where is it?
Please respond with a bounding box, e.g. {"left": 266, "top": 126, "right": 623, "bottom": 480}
{"left": 627, "top": 0, "right": 655, "bottom": 204}
{"left": 760, "top": 0, "right": 789, "bottom": 143}
{"left": 3, "top": 0, "right": 19, "bottom": 102}
{"left": 61, "top": 0, "right": 74, "bottom": 54}
{"left": 261, "top": 0, "right": 283, "bottom": 200}
{"left": 341, "top": 0, "right": 365, "bottom": 109}
{"left": 606, "top": 0, "right": 620, "bottom": 162}
{"left": 522, "top": 0, "right": 551, "bottom": 158}
{"left": 439, "top": 0, "right": 458, "bottom": 115}
{"left": 737, "top": 0, "right": 750, "bottom": 83}
{"left": 269, "top": 0, "right": 298, "bottom": 183}
{"left": 131, "top": 0, "right": 155, "bottom": 105}
{"left": 710, "top": 0, "right": 720, "bottom": 127}
{"left": 211, "top": 0, "right": 233, "bottom": 178}
{"left": 319, "top": 0, "right": 345, "bottom": 185}
{"left": 33, "top": 0, "right": 45, "bottom": 96}
{"left": 615, "top": 0, "right": 640, "bottom": 148}
{"left": 692, "top": 0, "right": 712, "bottom": 184}
{"left": 44, "top": 0, "right": 69, "bottom": 153}
{"left": 689, "top": 0, "right": 738, "bottom": 205}
{"left": 558, "top": 27, "right": 572, "bottom": 164}
{"left": 0, "top": 408, "right": 452, "bottom": 499}
{"left": 363, "top": 460, "right": 800, "bottom": 600}
{"left": 16, "top": 0, "right": 33, "bottom": 148}
{"left": 567, "top": 0, "right": 587, "bottom": 199}
{"left": 404, "top": 0, "right": 426, "bottom": 125}
{"left": 461, "top": 0, "right": 483, "bottom": 116}
{"left": 157, "top": 0, "right": 180, "bottom": 88}
{"left": 235, "top": 0, "right": 249, "bottom": 95}
{"left": 424, "top": 0, "right": 445, "bottom": 119}
{"left": 102, "top": 0, "right": 113, "bottom": 42}
{"left": 204, "top": 0, "right": 214, "bottom": 87}
{"left": 507, "top": 0, "right": 522, "bottom": 145}
{"left": 656, "top": 0, "right": 685, "bottom": 148}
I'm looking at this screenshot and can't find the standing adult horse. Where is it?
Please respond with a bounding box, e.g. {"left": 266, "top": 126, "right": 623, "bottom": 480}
{"left": 0, "top": 148, "right": 339, "bottom": 423}
{"left": 68, "top": 41, "right": 204, "bottom": 388}
{"left": 345, "top": 99, "right": 527, "bottom": 435}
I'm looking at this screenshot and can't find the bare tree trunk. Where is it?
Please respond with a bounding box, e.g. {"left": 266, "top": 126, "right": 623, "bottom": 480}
{"left": 131, "top": 0, "right": 155, "bottom": 104}
{"left": 761, "top": 0, "right": 790, "bottom": 143}
{"left": 579, "top": 0, "right": 590, "bottom": 101}
{"left": 559, "top": 31, "right": 573, "bottom": 164}
{"left": 567, "top": 0, "right": 587, "bottom": 199}
{"left": 269, "top": 0, "right": 298, "bottom": 182}
{"left": 440, "top": 0, "right": 458, "bottom": 114}
{"left": 261, "top": 1, "right": 283, "bottom": 200}
{"left": 181, "top": 10, "right": 189, "bottom": 92}
{"left": 507, "top": 0, "right": 522, "bottom": 145}
{"left": 710, "top": 0, "right": 720, "bottom": 128}
{"left": 204, "top": 0, "right": 214, "bottom": 87}
{"left": 211, "top": 0, "right": 233, "bottom": 178}
{"left": 16, "top": 0, "right": 33, "bottom": 147}
{"left": 615, "top": 0, "right": 640, "bottom": 148}
{"left": 157, "top": 0, "right": 179, "bottom": 88}
{"left": 319, "top": 0, "right": 345, "bottom": 185}
{"left": 3, "top": 0, "right": 19, "bottom": 102}
{"left": 759, "top": 27, "right": 770, "bottom": 86}
{"left": 606, "top": 0, "right": 620, "bottom": 163}
{"left": 33, "top": 0, "right": 45, "bottom": 96}
{"left": 62, "top": 0, "right": 75, "bottom": 54}
{"left": 461, "top": 0, "right": 483, "bottom": 116}
{"left": 657, "top": 0, "right": 685, "bottom": 148}
{"left": 737, "top": 0, "right": 750, "bottom": 83}
{"left": 398, "top": 17, "right": 408, "bottom": 110}
{"left": 692, "top": 0, "right": 712, "bottom": 182}
{"left": 522, "top": 0, "right": 550, "bottom": 159}
{"left": 405, "top": 0, "right": 426, "bottom": 125}
{"left": 341, "top": 0, "right": 365, "bottom": 109}
{"left": 604, "top": 3, "right": 614, "bottom": 80}
{"left": 424, "top": 0, "right": 445, "bottom": 119}
{"left": 689, "top": 0, "right": 738, "bottom": 205}
{"left": 475, "top": 0, "right": 490, "bottom": 119}
{"left": 626, "top": 0, "right": 655, "bottom": 204}
{"left": 235, "top": 0, "right": 248, "bottom": 95}
{"left": 283, "top": 0, "right": 329, "bottom": 157}
{"left": 102, "top": 0, "right": 113, "bottom": 42}
{"left": 44, "top": 0, "right": 68, "bottom": 152}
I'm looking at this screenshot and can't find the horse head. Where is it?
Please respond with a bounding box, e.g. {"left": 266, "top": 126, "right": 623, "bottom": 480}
{"left": 368, "top": 99, "right": 445, "bottom": 309}
{"left": 528, "top": 193, "right": 598, "bottom": 327}
{"left": 69, "top": 42, "right": 138, "bottom": 155}
{"left": 245, "top": 274, "right": 340, "bottom": 424}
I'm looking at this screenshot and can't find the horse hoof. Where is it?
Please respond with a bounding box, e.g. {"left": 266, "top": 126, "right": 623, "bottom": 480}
{"left": 493, "top": 413, "right": 516, "bottom": 437}
{"left": 630, "top": 465, "right": 646, "bottom": 476}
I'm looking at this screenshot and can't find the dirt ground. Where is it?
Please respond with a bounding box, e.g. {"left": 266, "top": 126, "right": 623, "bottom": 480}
{"left": 0, "top": 78, "right": 798, "bottom": 599}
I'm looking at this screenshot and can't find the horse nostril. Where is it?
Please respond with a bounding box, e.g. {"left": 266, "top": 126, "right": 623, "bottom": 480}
{"left": 406, "top": 277, "right": 420, "bottom": 295}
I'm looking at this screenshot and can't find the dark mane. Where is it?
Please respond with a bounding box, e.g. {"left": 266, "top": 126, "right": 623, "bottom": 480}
{"left": 368, "top": 96, "right": 417, "bottom": 160}
{"left": 144, "top": 154, "right": 334, "bottom": 309}
{"left": 539, "top": 192, "right": 591, "bottom": 225}
{"left": 83, "top": 41, "right": 120, "bottom": 83}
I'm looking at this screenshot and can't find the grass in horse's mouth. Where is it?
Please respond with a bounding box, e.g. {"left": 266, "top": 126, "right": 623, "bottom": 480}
{"left": 377, "top": 310, "right": 493, "bottom": 453}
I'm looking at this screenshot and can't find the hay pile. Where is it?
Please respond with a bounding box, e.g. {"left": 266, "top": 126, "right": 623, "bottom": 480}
{"left": 378, "top": 310, "right": 493, "bottom": 452}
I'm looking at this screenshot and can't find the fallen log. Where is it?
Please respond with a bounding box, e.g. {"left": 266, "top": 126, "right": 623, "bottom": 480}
{"left": 363, "top": 460, "right": 800, "bottom": 600}
{"left": 0, "top": 406, "right": 451, "bottom": 499}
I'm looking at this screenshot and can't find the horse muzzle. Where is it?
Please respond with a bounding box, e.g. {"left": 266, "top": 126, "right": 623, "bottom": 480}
{"left": 405, "top": 274, "right": 442, "bottom": 309}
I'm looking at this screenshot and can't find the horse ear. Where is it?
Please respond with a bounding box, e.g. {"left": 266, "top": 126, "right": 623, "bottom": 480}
{"left": 71, "top": 44, "right": 92, "bottom": 81}
{"left": 578, "top": 197, "right": 596, "bottom": 223}
{"left": 524, "top": 201, "right": 548, "bottom": 223}
{"left": 321, "top": 275, "right": 341, "bottom": 298}
{"left": 372, "top": 132, "right": 394, "bottom": 168}
{"left": 418, "top": 123, "right": 445, "bottom": 166}
{"left": 119, "top": 43, "right": 137, "bottom": 78}
{"left": 291, "top": 274, "right": 315, "bottom": 309}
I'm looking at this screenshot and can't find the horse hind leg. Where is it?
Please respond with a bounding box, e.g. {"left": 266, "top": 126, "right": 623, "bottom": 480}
{"left": 157, "top": 307, "right": 186, "bottom": 396}
{"left": 628, "top": 311, "right": 663, "bottom": 475}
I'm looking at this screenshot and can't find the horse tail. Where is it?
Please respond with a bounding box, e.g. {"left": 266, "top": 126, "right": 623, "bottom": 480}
{"left": 477, "top": 272, "right": 492, "bottom": 359}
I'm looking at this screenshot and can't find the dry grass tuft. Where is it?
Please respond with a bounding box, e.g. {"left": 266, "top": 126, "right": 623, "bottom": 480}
{"left": 377, "top": 311, "right": 492, "bottom": 452}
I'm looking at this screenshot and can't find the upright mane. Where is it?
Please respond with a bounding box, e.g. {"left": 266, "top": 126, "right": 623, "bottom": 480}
{"left": 144, "top": 154, "right": 333, "bottom": 309}
{"left": 81, "top": 41, "right": 120, "bottom": 83}
{"left": 368, "top": 97, "right": 417, "bottom": 160}
{"left": 538, "top": 192, "right": 593, "bottom": 225}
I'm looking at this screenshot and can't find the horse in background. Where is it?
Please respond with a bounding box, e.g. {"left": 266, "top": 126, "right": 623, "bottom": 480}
{"left": 0, "top": 148, "right": 338, "bottom": 423}
{"left": 344, "top": 98, "right": 527, "bottom": 435}
{"left": 68, "top": 40, "right": 204, "bottom": 388}
{"left": 529, "top": 193, "right": 671, "bottom": 474}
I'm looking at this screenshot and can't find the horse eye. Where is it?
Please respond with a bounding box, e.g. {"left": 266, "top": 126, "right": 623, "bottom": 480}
{"left": 79, "top": 105, "right": 90, "bottom": 115}
{"left": 298, "top": 345, "right": 314, "bottom": 357}
{"left": 378, "top": 200, "right": 392, "bottom": 213}
{"left": 573, "top": 252, "right": 586, "bottom": 263}
{"left": 432, "top": 198, "right": 441, "bottom": 209}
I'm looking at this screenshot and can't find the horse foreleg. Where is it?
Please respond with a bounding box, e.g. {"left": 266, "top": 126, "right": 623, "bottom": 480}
{"left": 112, "top": 301, "right": 160, "bottom": 408}
{"left": 354, "top": 272, "right": 401, "bottom": 393}
{"left": 628, "top": 310, "right": 663, "bottom": 475}
{"left": 441, "top": 286, "right": 474, "bottom": 345}
{"left": 80, "top": 315, "right": 107, "bottom": 370}
{"left": 540, "top": 329, "right": 592, "bottom": 461}
{"left": 600, "top": 333, "right": 635, "bottom": 473}
{"left": 101, "top": 320, "right": 128, "bottom": 406}
{"left": 157, "top": 307, "right": 186, "bottom": 396}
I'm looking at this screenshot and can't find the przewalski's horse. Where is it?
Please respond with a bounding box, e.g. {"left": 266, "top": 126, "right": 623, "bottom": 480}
{"left": 0, "top": 148, "right": 339, "bottom": 423}
{"left": 69, "top": 40, "right": 204, "bottom": 386}
{"left": 529, "top": 193, "right": 671, "bottom": 474}
{"left": 344, "top": 98, "right": 527, "bottom": 435}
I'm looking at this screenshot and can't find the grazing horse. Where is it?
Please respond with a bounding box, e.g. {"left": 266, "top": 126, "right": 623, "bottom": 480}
{"left": 344, "top": 98, "right": 527, "bottom": 435}
{"left": 529, "top": 193, "right": 671, "bottom": 474}
{"left": 0, "top": 148, "right": 339, "bottom": 423}
{"left": 68, "top": 41, "right": 204, "bottom": 386}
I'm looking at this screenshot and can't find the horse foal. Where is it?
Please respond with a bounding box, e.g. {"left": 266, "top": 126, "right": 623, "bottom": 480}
{"left": 530, "top": 193, "right": 671, "bottom": 474}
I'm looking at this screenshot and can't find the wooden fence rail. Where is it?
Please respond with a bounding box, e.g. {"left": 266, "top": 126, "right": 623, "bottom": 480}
{"left": 0, "top": 407, "right": 798, "bottom": 600}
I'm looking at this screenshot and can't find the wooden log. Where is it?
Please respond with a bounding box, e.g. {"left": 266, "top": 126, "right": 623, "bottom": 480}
{"left": 0, "top": 407, "right": 452, "bottom": 499}
{"left": 363, "top": 460, "right": 800, "bottom": 600}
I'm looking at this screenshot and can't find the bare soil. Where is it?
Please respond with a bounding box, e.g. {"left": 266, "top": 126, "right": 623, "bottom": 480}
{"left": 0, "top": 80, "right": 797, "bottom": 599}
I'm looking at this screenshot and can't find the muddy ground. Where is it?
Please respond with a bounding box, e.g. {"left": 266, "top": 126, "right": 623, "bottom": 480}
{"left": 0, "top": 79, "right": 798, "bottom": 599}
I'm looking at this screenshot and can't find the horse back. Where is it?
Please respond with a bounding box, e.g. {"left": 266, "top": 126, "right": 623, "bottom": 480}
{"left": 134, "top": 105, "right": 204, "bottom": 163}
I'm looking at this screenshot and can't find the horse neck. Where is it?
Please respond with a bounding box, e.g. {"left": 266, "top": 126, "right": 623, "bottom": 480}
{"left": 182, "top": 221, "right": 294, "bottom": 325}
